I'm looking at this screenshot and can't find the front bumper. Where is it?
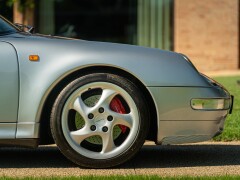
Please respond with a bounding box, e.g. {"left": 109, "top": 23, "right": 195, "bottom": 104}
{"left": 148, "top": 78, "right": 232, "bottom": 144}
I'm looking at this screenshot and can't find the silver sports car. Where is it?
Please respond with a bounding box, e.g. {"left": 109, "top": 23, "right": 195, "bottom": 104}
{"left": 0, "top": 15, "right": 233, "bottom": 168}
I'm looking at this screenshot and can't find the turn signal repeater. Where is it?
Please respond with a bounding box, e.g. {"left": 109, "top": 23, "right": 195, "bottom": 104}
{"left": 29, "top": 55, "right": 39, "bottom": 61}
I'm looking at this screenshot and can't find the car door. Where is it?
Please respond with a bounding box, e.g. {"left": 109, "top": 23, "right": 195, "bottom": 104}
{"left": 0, "top": 41, "right": 19, "bottom": 124}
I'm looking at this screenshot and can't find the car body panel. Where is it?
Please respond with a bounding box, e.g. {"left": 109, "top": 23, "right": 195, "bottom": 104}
{"left": 147, "top": 86, "right": 229, "bottom": 143}
{"left": 148, "top": 86, "right": 229, "bottom": 121}
{"left": 0, "top": 123, "right": 16, "bottom": 139}
{"left": 158, "top": 120, "right": 224, "bottom": 145}
{"left": 16, "top": 122, "right": 39, "bottom": 138}
{"left": 0, "top": 32, "right": 232, "bottom": 145}
{"left": 0, "top": 41, "right": 18, "bottom": 123}
{"left": 1, "top": 33, "right": 210, "bottom": 127}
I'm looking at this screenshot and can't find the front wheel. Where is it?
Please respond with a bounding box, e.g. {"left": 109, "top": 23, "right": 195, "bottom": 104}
{"left": 50, "top": 73, "right": 149, "bottom": 168}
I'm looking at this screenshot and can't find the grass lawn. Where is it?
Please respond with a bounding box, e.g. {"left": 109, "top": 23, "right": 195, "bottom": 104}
{"left": 2, "top": 176, "right": 240, "bottom": 180}
{"left": 212, "top": 76, "right": 240, "bottom": 141}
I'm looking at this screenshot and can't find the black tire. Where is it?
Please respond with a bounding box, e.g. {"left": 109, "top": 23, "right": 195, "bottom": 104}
{"left": 50, "top": 73, "right": 149, "bottom": 168}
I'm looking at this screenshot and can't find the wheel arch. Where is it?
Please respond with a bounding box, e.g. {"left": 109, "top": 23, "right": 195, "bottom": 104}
{"left": 38, "top": 66, "right": 158, "bottom": 145}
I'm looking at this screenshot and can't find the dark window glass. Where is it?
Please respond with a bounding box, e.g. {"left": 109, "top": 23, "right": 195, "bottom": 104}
{"left": 0, "top": 17, "right": 18, "bottom": 35}
{"left": 54, "top": 0, "right": 137, "bottom": 44}
{"left": 36, "top": 0, "right": 173, "bottom": 49}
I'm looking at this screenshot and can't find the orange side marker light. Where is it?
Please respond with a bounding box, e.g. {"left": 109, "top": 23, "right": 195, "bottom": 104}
{"left": 29, "top": 55, "right": 39, "bottom": 61}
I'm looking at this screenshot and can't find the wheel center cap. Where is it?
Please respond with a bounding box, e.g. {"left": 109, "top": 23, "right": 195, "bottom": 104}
{"left": 94, "top": 115, "right": 106, "bottom": 126}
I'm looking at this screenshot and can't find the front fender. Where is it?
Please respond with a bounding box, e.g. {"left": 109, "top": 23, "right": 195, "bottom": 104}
{"left": 7, "top": 37, "right": 210, "bottom": 127}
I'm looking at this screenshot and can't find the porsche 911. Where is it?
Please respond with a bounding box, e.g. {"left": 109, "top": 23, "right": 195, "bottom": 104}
{"left": 0, "top": 15, "right": 233, "bottom": 168}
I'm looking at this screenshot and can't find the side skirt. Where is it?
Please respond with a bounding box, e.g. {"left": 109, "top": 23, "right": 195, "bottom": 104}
{"left": 0, "top": 139, "right": 39, "bottom": 148}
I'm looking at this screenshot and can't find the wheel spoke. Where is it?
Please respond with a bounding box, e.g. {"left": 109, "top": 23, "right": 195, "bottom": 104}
{"left": 112, "top": 112, "right": 133, "bottom": 128}
{"left": 70, "top": 127, "right": 95, "bottom": 145}
{"left": 73, "top": 97, "right": 90, "bottom": 119}
{"left": 95, "top": 89, "right": 118, "bottom": 108}
{"left": 101, "top": 131, "right": 116, "bottom": 153}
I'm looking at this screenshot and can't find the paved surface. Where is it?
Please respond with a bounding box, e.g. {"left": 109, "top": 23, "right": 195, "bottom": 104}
{"left": 0, "top": 141, "right": 240, "bottom": 177}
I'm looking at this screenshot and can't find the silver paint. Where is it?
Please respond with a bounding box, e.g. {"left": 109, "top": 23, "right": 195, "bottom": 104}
{"left": 0, "top": 42, "right": 18, "bottom": 123}
{"left": 0, "top": 124, "right": 16, "bottom": 138}
{"left": 16, "top": 122, "right": 40, "bottom": 138}
{"left": 0, "top": 32, "right": 231, "bottom": 144}
{"left": 1, "top": 34, "right": 210, "bottom": 126}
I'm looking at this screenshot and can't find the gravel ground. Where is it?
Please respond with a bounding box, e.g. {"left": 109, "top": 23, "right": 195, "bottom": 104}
{"left": 0, "top": 141, "right": 240, "bottom": 177}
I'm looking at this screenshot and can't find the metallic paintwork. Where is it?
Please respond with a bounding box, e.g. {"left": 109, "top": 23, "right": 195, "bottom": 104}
{"left": 148, "top": 86, "right": 229, "bottom": 144}
{"left": 0, "top": 42, "right": 18, "bottom": 123}
{"left": 0, "top": 32, "right": 231, "bottom": 144}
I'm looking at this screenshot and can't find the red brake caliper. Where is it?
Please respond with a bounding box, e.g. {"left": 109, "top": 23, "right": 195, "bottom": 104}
{"left": 110, "top": 97, "right": 127, "bottom": 133}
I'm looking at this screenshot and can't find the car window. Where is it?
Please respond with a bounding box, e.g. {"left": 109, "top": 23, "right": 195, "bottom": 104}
{"left": 0, "top": 16, "right": 18, "bottom": 35}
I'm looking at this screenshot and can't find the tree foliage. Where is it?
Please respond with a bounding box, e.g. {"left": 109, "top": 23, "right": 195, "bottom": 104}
{"left": 1, "top": 0, "right": 35, "bottom": 12}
